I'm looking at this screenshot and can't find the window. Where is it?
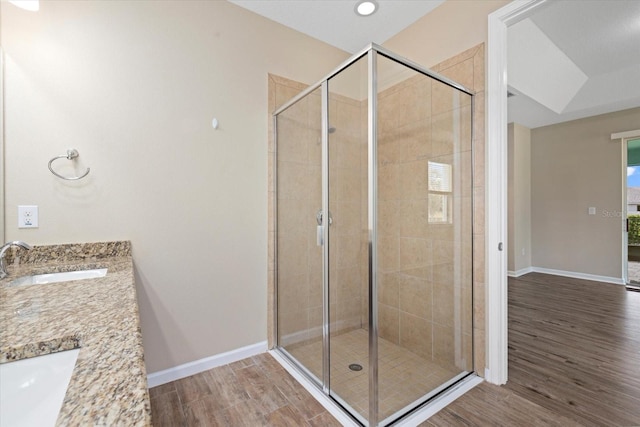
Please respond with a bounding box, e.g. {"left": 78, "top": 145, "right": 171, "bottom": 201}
{"left": 428, "top": 161, "right": 452, "bottom": 224}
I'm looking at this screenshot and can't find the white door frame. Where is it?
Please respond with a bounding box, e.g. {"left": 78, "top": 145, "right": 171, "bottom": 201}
{"left": 613, "top": 130, "right": 640, "bottom": 286}
{"left": 485, "top": 0, "right": 548, "bottom": 385}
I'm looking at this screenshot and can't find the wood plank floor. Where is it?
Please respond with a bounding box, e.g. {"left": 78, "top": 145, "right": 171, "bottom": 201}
{"left": 150, "top": 273, "right": 640, "bottom": 426}
{"left": 503, "top": 273, "right": 640, "bottom": 426}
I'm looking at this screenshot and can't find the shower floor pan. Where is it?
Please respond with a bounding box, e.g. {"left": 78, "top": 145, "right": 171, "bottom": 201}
{"left": 287, "top": 328, "right": 462, "bottom": 422}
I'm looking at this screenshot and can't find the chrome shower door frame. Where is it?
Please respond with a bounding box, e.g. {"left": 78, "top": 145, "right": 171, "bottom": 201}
{"left": 273, "top": 43, "right": 475, "bottom": 427}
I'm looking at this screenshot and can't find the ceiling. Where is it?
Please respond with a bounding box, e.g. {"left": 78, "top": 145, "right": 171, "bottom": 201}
{"left": 228, "top": 0, "right": 444, "bottom": 54}
{"left": 229, "top": 0, "right": 640, "bottom": 129}
{"left": 507, "top": 0, "right": 640, "bottom": 128}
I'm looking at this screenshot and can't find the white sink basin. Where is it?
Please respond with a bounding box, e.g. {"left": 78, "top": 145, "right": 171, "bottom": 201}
{"left": 9, "top": 268, "right": 107, "bottom": 287}
{"left": 0, "top": 349, "right": 80, "bottom": 427}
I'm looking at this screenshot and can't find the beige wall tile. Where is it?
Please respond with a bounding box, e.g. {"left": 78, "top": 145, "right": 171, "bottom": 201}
{"left": 473, "top": 281, "right": 486, "bottom": 331}
{"left": 473, "top": 186, "right": 485, "bottom": 236}
{"left": 399, "top": 198, "right": 428, "bottom": 239}
{"left": 432, "top": 281, "right": 455, "bottom": 327}
{"left": 336, "top": 267, "right": 362, "bottom": 301}
{"left": 378, "top": 235, "right": 400, "bottom": 272}
{"left": 268, "top": 231, "right": 275, "bottom": 272}
{"left": 473, "top": 235, "right": 485, "bottom": 285}
{"left": 277, "top": 198, "right": 309, "bottom": 235}
{"left": 334, "top": 200, "right": 361, "bottom": 235}
{"left": 398, "top": 274, "right": 432, "bottom": 319}
{"left": 399, "top": 159, "right": 428, "bottom": 200}
{"left": 336, "top": 234, "right": 362, "bottom": 269}
{"left": 379, "top": 304, "right": 400, "bottom": 344}
{"left": 473, "top": 45, "right": 485, "bottom": 92}
{"left": 431, "top": 110, "right": 454, "bottom": 157}
{"left": 335, "top": 167, "right": 362, "bottom": 203}
{"left": 433, "top": 262, "right": 453, "bottom": 287}
{"left": 277, "top": 161, "right": 310, "bottom": 200}
{"left": 432, "top": 323, "right": 455, "bottom": 367}
{"left": 433, "top": 240, "right": 454, "bottom": 266}
{"left": 379, "top": 272, "right": 400, "bottom": 307}
{"left": 279, "top": 310, "right": 309, "bottom": 343}
{"left": 400, "top": 237, "right": 432, "bottom": 270}
{"left": 473, "top": 92, "right": 485, "bottom": 143}
{"left": 278, "top": 234, "right": 309, "bottom": 278}
{"left": 433, "top": 45, "right": 481, "bottom": 73}
{"left": 378, "top": 200, "right": 401, "bottom": 238}
{"left": 278, "top": 273, "right": 309, "bottom": 312}
{"left": 473, "top": 328, "right": 485, "bottom": 375}
{"left": 439, "top": 58, "right": 474, "bottom": 91}
{"left": 277, "top": 118, "right": 310, "bottom": 163}
{"left": 399, "top": 312, "right": 432, "bottom": 359}
{"left": 403, "top": 122, "right": 432, "bottom": 162}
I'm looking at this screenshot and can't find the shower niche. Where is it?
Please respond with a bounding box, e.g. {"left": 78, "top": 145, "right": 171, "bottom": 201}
{"left": 273, "top": 44, "right": 474, "bottom": 426}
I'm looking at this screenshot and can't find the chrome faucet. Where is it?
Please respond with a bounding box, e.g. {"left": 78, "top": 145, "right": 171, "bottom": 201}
{"left": 0, "top": 241, "right": 32, "bottom": 279}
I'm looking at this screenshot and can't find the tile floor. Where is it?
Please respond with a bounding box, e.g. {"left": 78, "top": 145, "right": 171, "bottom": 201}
{"left": 286, "top": 328, "right": 462, "bottom": 422}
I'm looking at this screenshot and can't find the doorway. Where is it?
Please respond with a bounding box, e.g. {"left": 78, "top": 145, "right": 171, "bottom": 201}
{"left": 625, "top": 137, "right": 640, "bottom": 288}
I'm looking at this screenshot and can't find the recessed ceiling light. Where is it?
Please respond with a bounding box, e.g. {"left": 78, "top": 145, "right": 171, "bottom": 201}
{"left": 355, "top": 0, "right": 378, "bottom": 17}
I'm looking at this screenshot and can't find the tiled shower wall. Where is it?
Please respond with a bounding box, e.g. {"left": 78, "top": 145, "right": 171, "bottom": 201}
{"left": 269, "top": 78, "right": 365, "bottom": 347}
{"left": 268, "top": 43, "right": 486, "bottom": 375}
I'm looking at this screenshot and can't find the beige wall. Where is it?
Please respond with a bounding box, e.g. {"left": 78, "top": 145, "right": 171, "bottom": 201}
{"left": 531, "top": 107, "right": 640, "bottom": 279}
{"left": 383, "top": 0, "right": 509, "bottom": 69}
{"left": 508, "top": 123, "right": 532, "bottom": 273}
{"left": 1, "top": 0, "right": 349, "bottom": 373}
{"left": 2, "top": 0, "right": 511, "bottom": 376}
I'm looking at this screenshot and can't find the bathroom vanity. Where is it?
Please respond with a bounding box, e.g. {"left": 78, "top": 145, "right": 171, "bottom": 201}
{"left": 0, "top": 241, "right": 151, "bottom": 426}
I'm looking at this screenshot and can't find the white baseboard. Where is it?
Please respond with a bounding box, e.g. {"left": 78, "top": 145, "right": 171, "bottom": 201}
{"left": 508, "top": 267, "right": 534, "bottom": 277}
{"left": 147, "top": 341, "right": 268, "bottom": 388}
{"left": 524, "top": 267, "right": 624, "bottom": 286}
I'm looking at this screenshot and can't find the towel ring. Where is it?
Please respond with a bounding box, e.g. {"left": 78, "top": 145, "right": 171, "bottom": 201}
{"left": 48, "top": 149, "right": 91, "bottom": 181}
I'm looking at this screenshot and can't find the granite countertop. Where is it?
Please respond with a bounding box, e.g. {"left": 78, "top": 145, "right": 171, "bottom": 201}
{"left": 0, "top": 241, "right": 151, "bottom": 426}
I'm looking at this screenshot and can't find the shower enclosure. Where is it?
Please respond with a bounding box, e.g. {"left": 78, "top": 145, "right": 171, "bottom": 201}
{"left": 273, "top": 44, "right": 474, "bottom": 426}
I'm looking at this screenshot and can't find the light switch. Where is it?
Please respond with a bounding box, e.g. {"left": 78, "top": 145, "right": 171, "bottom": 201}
{"left": 588, "top": 207, "right": 596, "bottom": 215}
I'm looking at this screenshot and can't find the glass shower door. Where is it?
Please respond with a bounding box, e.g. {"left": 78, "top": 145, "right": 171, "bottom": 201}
{"left": 274, "top": 44, "right": 475, "bottom": 427}
{"left": 326, "top": 55, "right": 371, "bottom": 424}
{"left": 276, "top": 88, "right": 325, "bottom": 384}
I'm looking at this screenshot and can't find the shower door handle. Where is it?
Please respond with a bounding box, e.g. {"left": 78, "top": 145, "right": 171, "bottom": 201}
{"left": 316, "top": 209, "right": 333, "bottom": 225}
{"left": 317, "top": 225, "right": 324, "bottom": 246}
{"left": 316, "top": 209, "right": 332, "bottom": 246}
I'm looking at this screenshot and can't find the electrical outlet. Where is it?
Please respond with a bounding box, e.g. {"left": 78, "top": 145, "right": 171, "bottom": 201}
{"left": 18, "top": 205, "right": 38, "bottom": 228}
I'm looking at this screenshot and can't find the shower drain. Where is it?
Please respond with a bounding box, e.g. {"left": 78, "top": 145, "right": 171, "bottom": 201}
{"left": 348, "top": 363, "right": 363, "bottom": 372}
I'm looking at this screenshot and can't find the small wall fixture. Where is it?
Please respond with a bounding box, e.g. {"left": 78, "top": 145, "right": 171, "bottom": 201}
{"left": 355, "top": 0, "right": 378, "bottom": 16}
{"left": 48, "top": 149, "right": 91, "bottom": 181}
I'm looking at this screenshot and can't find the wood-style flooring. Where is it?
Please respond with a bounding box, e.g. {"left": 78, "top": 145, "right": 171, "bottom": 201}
{"left": 150, "top": 273, "right": 640, "bottom": 426}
